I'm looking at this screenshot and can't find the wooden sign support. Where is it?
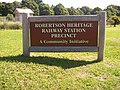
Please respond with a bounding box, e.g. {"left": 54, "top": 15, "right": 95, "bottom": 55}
{"left": 98, "top": 12, "right": 106, "bottom": 61}
{"left": 22, "top": 13, "right": 30, "bottom": 56}
{"left": 22, "top": 11, "right": 106, "bottom": 61}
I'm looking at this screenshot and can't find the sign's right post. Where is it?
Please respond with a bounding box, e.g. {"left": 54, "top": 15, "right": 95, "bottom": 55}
{"left": 98, "top": 11, "right": 106, "bottom": 61}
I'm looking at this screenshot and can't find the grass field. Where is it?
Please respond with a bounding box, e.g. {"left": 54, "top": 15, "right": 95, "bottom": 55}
{"left": 0, "top": 26, "right": 120, "bottom": 90}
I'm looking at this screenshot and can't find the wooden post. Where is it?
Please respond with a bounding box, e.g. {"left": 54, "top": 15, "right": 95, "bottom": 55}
{"left": 98, "top": 11, "right": 106, "bottom": 61}
{"left": 22, "top": 13, "right": 30, "bottom": 56}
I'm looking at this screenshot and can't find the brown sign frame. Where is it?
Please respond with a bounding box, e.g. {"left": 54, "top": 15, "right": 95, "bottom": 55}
{"left": 22, "top": 12, "right": 106, "bottom": 61}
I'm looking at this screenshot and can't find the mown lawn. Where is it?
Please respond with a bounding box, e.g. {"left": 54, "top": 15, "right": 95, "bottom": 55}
{"left": 0, "top": 26, "right": 120, "bottom": 90}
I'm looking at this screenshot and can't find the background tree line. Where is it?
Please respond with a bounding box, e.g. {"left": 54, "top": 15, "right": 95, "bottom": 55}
{"left": 0, "top": 0, "right": 120, "bottom": 26}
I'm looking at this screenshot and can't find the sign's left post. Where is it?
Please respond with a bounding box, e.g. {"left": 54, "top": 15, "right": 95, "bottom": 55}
{"left": 22, "top": 13, "right": 30, "bottom": 56}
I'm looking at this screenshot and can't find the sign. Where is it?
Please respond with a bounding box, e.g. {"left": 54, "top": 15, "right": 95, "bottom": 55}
{"left": 22, "top": 11, "right": 106, "bottom": 61}
{"left": 30, "top": 21, "right": 98, "bottom": 46}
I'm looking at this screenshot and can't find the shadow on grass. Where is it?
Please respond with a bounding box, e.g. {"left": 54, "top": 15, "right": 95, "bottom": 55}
{"left": 0, "top": 55, "right": 100, "bottom": 69}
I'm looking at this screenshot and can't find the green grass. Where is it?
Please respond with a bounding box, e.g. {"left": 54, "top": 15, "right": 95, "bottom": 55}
{"left": 0, "top": 26, "right": 120, "bottom": 90}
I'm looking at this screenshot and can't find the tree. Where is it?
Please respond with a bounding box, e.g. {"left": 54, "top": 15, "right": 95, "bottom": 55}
{"left": 0, "top": 2, "right": 15, "bottom": 16}
{"left": 68, "top": 7, "right": 80, "bottom": 15}
{"left": 13, "top": 1, "right": 22, "bottom": 9}
{"left": 51, "top": 5, "right": 55, "bottom": 9}
{"left": 0, "top": 1, "right": 22, "bottom": 16}
{"left": 53, "top": 3, "right": 69, "bottom": 15}
{"left": 77, "top": 8, "right": 84, "bottom": 15}
{"left": 105, "top": 5, "right": 120, "bottom": 19}
{"left": 111, "top": 16, "right": 120, "bottom": 27}
{"left": 80, "top": 6, "right": 93, "bottom": 15}
{"left": 6, "top": 3, "right": 14, "bottom": 14}
{"left": 117, "top": 12, "right": 120, "bottom": 16}
{"left": 0, "top": 2, "right": 3, "bottom": 15}
{"left": 39, "top": 3, "right": 54, "bottom": 15}
{"left": 34, "top": 0, "right": 42, "bottom": 5}
{"left": 116, "top": 6, "right": 120, "bottom": 16}
{"left": 22, "top": 0, "right": 39, "bottom": 15}
{"left": 0, "top": 2, "right": 7, "bottom": 16}
{"left": 91, "top": 7, "right": 102, "bottom": 15}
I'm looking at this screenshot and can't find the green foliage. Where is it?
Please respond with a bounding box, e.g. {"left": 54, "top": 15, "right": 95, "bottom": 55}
{"left": 6, "top": 14, "right": 14, "bottom": 21}
{"left": 13, "top": 1, "right": 22, "bottom": 9}
{"left": 77, "top": 8, "right": 84, "bottom": 15}
{"left": 0, "top": 3, "right": 3, "bottom": 14}
{"left": 34, "top": 0, "right": 42, "bottom": 4}
{"left": 0, "top": 26, "right": 120, "bottom": 89}
{"left": 53, "top": 3, "right": 69, "bottom": 15}
{"left": 91, "top": 7, "right": 102, "bottom": 15}
{"left": 105, "top": 5, "right": 120, "bottom": 20}
{"left": 39, "top": 3, "right": 54, "bottom": 15}
{"left": 0, "top": 22, "right": 22, "bottom": 29}
{"left": 106, "top": 8, "right": 117, "bottom": 19}
{"left": 0, "top": 1, "right": 21, "bottom": 16}
{"left": 0, "top": 2, "right": 7, "bottom": 16}
{"left": 80, "top": 6, "right": 93, "bottom": 15}
{"left": 111, "top": 16, "right": 120, "bottom": 27}
{"left": 0, "top": 2, "right": 14, "bottom": 16}
{"left": 5, "top": 3, "right": 15, "bottom": 14}
{"left": 22, "top": 0, "right": 39, "bottom": 15}
{"left": 68, "top": 7, "right": 80, "bottom": 15}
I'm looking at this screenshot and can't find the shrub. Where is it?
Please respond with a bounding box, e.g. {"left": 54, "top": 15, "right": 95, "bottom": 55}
{"left": 0, "top": 16, "right": 6, "bottom": 22}
{"left": 10, "top": 22, "right": 22, "bottom": 29}
{"left": 0, "top": 23, "right": 4, "bottom": 29}
{"left": 0, "top": 22, "right": 22, "bottom": 30}
{"left": 6, "top": 14, "right": 15, "bottom": 21}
